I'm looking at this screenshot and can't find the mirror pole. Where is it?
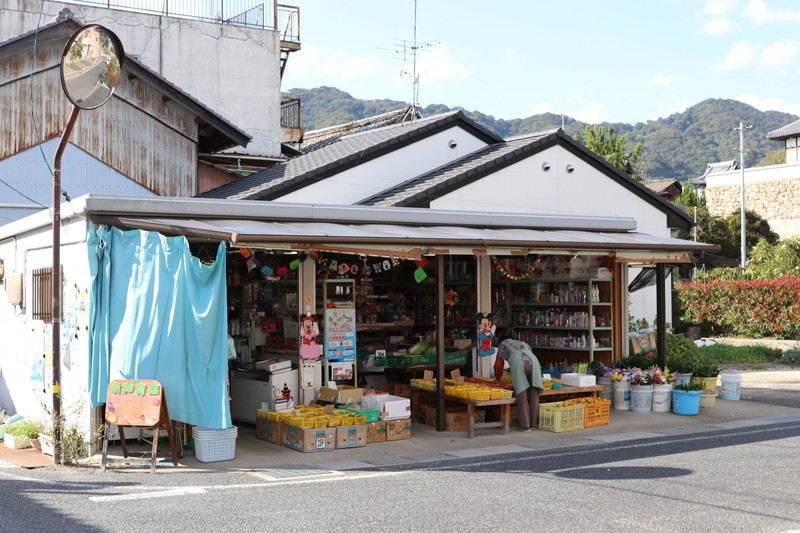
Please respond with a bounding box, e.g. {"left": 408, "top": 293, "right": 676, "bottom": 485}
{"left": 51, "top": 104, "right": 80, "bottom": 465}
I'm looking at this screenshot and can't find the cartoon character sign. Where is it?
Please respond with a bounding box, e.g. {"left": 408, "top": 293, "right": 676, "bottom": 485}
{"left": 476, "top": 312, "right": 496, "bottom": 357}
{"left": 299, "top": 313, "right": 321, "bottom": 360}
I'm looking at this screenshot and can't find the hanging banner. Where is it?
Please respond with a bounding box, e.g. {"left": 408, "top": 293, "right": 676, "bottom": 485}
{"left": 325, "top": 308, "right": 356, "bottom": 362}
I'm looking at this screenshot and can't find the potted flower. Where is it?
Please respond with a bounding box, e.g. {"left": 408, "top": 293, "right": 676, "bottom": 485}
{"left": 589, "top": 360, "right": 613, "bottom": 402}
{"left": 651, "top": 367, "right": 676, "bottom": 412}
{"left": 691, "top": 361, "right": 721, "bottom": 394}
{"left": 672, "top": 381, "right": 704, "bottom": 415}
{"left": 3, "top": 419, "right": 42, "bottom": 450}
{"left": 629, "top": 367, "right": 655, "bottom": 412}
{"left": 608, "top": 367, "right": 631, "bottom": 411}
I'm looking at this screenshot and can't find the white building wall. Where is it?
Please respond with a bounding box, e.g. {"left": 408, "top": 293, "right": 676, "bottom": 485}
{"left": 275, "top": 128, "right": 489, "bottom": 205}
{"left": 0, "top": 212, "right": 92, "bottom": 435}
{"left": 3, "top": 0, "right": 281, "bottom": 156}
{"left": 429, "top": 145, "right": 671, "bottom": 327}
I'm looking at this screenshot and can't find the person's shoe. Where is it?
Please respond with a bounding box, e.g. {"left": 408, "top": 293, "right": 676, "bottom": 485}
{"left": 517, "top": 427, "right": 532, "bottom": 433}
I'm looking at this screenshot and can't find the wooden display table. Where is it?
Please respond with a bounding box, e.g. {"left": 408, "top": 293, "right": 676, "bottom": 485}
{"left": 411, "top": 384, "right": 605, "bottom": 438}
{"left": 411, "top": 387, "right": 515, "bottom": 438}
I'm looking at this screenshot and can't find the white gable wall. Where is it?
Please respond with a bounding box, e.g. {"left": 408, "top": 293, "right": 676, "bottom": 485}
{"left": 429, "top": 145, "right": 669, "bottom": 236}
{"left": 429, "top": 145, "right": 670, "bottom": 325}
{"left": 274, "top": 127, "right": 489, "bottom": 205}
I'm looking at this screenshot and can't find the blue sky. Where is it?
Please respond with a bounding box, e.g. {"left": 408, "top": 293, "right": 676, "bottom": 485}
{"left": 281, "top": 0, "right": 800, "bottom": 124}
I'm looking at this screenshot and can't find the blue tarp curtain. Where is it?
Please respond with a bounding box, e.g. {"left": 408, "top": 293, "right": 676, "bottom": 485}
{"left": 87, "top": 226, "right": 232, "bottom": 429}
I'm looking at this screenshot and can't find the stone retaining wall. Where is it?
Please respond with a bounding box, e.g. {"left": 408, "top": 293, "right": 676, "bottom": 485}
{"left": 706, "top": 177, "right": 800, "bottom": 239}
{"left": 709, "top": 337, "right": 800, "bottom": 351}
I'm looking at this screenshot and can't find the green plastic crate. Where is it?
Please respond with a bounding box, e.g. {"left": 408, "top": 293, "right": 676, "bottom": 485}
{"left": 339, "top": 406, "right": 380, "bottom": 423}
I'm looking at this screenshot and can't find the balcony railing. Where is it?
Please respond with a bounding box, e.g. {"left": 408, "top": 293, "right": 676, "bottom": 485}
{"left": 49, "top": 0, "right": 291, "bottom": 30}
{"left": 281, "top": 96, "right": 301, "bottom": 129}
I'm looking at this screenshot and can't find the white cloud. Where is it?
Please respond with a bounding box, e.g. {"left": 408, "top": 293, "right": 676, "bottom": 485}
{"left": 712, "top": 40, "right": 760, "bottom": 70}
{"left": 743, "top": 0, "right": 800, "bottom": 24}
{"left": 701, "top": 17, "right": 735, "bottom": 34}
{"left": 414, "top": 45, "right": 471, "bottom": 86}
{"left": 759, "top": 40, "right": 800, "bottom": 70}
{"left": 736, "top": 93, "right": 800, "bottom": 115}
{"left": 505, "top": 49, "right": 514, "bottom": 56}
{"left": 649, "top": 73, "right": 681, "bottom": 87}
{"left": 563, "top": 101, "right": 610, "bottom": 124}
{"left": 703, "top": 0, "right": 740, "bottom": 16}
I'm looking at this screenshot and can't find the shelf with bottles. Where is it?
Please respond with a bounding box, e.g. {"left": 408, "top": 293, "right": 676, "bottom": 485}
{"left": 517, "top": 329, "right": 613, "bottom": 352}
{"left": 511, "top": 308, "right": 612, "bottom": 329}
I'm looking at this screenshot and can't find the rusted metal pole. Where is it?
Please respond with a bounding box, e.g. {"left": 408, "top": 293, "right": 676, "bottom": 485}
{"left": 436, "top": 255, "right": 445, "bottom": 432}
{"left": 51, "top": 105, "right": 80, "bottom": 465}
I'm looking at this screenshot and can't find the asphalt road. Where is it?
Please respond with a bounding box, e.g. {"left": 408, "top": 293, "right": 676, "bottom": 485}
{"left": 2, "top": 420, "right": 800, "bottom": 532}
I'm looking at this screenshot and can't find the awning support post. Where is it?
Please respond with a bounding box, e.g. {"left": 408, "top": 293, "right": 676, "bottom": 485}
{"left": 656, "top": 263, "right": 667, "bottom": 368}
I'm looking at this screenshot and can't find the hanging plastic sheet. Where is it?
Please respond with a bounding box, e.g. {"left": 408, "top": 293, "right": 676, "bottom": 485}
{"left": 87, "top": 226, "right": 231, "bottom": 429}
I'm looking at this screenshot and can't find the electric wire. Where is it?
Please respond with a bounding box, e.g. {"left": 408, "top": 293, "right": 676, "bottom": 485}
{"left": 0, "top": 176, "right": 49, "bottom": 208}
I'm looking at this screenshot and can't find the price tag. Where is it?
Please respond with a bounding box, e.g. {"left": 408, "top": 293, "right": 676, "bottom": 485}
{"left": 423, "top": 370, "right": 434, "bottom": 381}
{"left": 450, "top": 369, "right": 461, "bottom": 381}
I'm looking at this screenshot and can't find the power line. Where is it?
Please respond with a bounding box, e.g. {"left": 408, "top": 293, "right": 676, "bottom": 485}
{"left": 0, "top": 176, "right": 49, "bottom": 208}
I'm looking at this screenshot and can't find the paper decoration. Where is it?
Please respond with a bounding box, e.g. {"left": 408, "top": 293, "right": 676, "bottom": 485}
{"left": 240, "top": 248, "right": 252, "bottom": 258}
{"left": 414, "top": 256, "right": 430, "bottom": 268}
{"left": 492, "top": 255, "right": 539, "bottom": 280}
{"left": 290, "top": 259, "right": 301, "bottom": 270}
{"left": 414, "top": 267, "right": 428, "bottom": 283}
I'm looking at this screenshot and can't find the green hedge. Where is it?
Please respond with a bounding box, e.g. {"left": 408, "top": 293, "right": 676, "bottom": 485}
{"left": 675, "top": 276, "right": 800, "bottom": 339}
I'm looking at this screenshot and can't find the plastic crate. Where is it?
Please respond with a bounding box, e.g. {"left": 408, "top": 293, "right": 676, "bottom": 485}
{"left": 195, "top": 436, "right": 236, "bottom": 462}
{"left": 583, "top": 399, "right": 611, "bottom": 427}
{"left": 538, "top": 401, "right": 584, "bottom": 432}
{"left": 340, "top": 406, "right": 380, "bottom": 423}
{"left": 445, "top": 352, "right": 467, "bottom": 365}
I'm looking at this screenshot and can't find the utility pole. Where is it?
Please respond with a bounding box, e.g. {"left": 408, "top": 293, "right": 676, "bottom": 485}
{"left": 737, "top": 122, "right": 747, "bottom": 268}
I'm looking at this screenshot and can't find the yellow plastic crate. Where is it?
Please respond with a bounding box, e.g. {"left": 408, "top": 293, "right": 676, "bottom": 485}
{"left": 339, "top": 415, "right": 355, "bottom": 425}
{"left": 538, "top": 401, "right": 585, "bottom": 432}
{"left": 499, "top": 389, "right": 513, "bottom": 399}
{"left": 312, "top": 418, "right": 328, "bottom": 429}
{"left": 290, "top": 417, "right": 315, "bottom": 429}
{"left": 352, "top": 415, "right": 367, "bottom": 424}
{"left": 277, "top": 413, "right": 293, "bottom": 424}
{"left": 326, "top": 417, "right": 341, "bottom": 428}
{"left": 473, "top": 390, "right": 492, "bottom": 401}
{"left": 489, "top": 390, "right": 504, "bottom": 400}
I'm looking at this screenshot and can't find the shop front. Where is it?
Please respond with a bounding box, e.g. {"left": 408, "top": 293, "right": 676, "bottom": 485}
{"left": 1, "top": 194, "right": 716, "bottom": 459}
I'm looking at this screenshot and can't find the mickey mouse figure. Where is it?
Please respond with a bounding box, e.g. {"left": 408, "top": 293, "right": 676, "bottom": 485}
{"left": 476, "top": 312, "right": 496, "bottom": 357}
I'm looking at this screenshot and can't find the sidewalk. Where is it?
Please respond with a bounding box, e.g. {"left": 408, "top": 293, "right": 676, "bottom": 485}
{"left": 5, "top": 371, "right": 800, "bottom": 473}
{"left": 90, "top": 370, "right": 800, "bottom": 474}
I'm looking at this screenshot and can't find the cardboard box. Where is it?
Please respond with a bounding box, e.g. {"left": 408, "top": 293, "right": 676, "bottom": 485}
{"left": 335, "top": 424, "right": 368, "bottom": 448}
{"left": 380, "top": 382, "right": 412, "bottom": 398}
{"left": 375, "top": 394, "right": 412, "bottom": 420}
{"left": 386, "top": 418, "right": 412, "bottom": 440}
{"left": 255, "top": 418, "right": 283, "bottom": 445}
{"left": 560, "top": 373, "right": 596, "bottom": 387}
{"left": 281, "top": 425, "right": 335, "bottom": 453}
{"left": 316, "top": 385, "right": 364, "bottom": 405}
{"left": 420, "top": 408, "right": 486, "bottom": 431}
{"left": 366, "top": 421, "right": 387, "bottom": 443}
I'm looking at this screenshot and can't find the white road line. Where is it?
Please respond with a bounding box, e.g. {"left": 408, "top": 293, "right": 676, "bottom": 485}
{"left": 90, "top": 487, "right": 207, "bottom": 502}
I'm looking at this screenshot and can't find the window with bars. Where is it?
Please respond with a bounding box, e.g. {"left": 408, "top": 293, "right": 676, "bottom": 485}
{"left": 32, "top": 267, "right": 53, "bottom": 321}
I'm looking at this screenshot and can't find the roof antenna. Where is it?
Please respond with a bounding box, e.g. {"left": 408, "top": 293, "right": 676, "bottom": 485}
{"left": 393, "top": 0, "right": 439, "bottom": 123}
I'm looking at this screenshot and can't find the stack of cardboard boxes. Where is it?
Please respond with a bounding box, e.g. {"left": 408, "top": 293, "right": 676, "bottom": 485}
{"left": 256, "top": 384, "right": 412, "bottom": 453}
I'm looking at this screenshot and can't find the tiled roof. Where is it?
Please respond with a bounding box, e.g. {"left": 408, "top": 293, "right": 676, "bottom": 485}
{"left": 641, "top": 179, "right": 681, "bottom": 194}
{"left": 299, "top": 107, "right": 419, "bottom": 152}
{"left": 767, "top": 118, "right": 800, "bottom": 140}
{"left": 199, "top": 110, "right": 502, "bottom": 200}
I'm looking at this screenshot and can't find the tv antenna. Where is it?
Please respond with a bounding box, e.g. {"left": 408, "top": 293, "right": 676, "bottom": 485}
{"left": 379, "top": 0, "right": 440, "bottom": 122}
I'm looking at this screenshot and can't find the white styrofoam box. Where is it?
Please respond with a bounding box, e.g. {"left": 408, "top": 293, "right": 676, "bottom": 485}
{"left": 585, "top": 267, "right": 612, "bottom": 279}
{"left": 376, "top": 394, "right": 411, "bottom": 420}
{"left": 560, "top": 373, "right": 596, "bottom": 387}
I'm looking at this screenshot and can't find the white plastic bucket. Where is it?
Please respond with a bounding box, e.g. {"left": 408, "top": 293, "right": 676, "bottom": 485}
{"left": 720, "top": 374, "right": 742, "bottom": 400}
{"left": 651, "top": 384, "right": 673, "bottom": 412}
{"left": 598, "top": 377, "right": 613, "bottom": 402}
{"left": 630, "top": 384, "right": 653, "bottom": 412}
{"left": 613, "top": 381, "right": 630, "bottom": 411}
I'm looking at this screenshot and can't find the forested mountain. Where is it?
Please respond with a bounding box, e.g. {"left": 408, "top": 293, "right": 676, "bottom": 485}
{"left": 286, "top": 87, "right": 797, "bottom": 182}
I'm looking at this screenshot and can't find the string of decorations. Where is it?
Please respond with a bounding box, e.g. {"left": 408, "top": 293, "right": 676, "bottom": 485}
{"left": 491, "top": 255, "right": 541, "bottom": 281}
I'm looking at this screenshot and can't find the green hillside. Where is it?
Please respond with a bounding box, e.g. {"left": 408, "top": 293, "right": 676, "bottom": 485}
{"left": 286, "top": 87, "right": 797, "bottom": 181}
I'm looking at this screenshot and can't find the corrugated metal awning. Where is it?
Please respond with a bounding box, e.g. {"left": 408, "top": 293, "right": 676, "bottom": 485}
{"left": 91, "top": 215, "right": 718, "bottom": 262}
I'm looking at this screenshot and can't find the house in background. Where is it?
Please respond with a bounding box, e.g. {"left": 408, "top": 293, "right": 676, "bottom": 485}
{"left": 0, "top": 13, "right": 251, "bottom": 224}
{"left": 695, "top": 118, "right": 800, "bottom": 240}
{"left": 641, "top": 179, "right": 682, "bottom": 202}
{"left": 201, "top": 110, "right": 694, "bottom": 324}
